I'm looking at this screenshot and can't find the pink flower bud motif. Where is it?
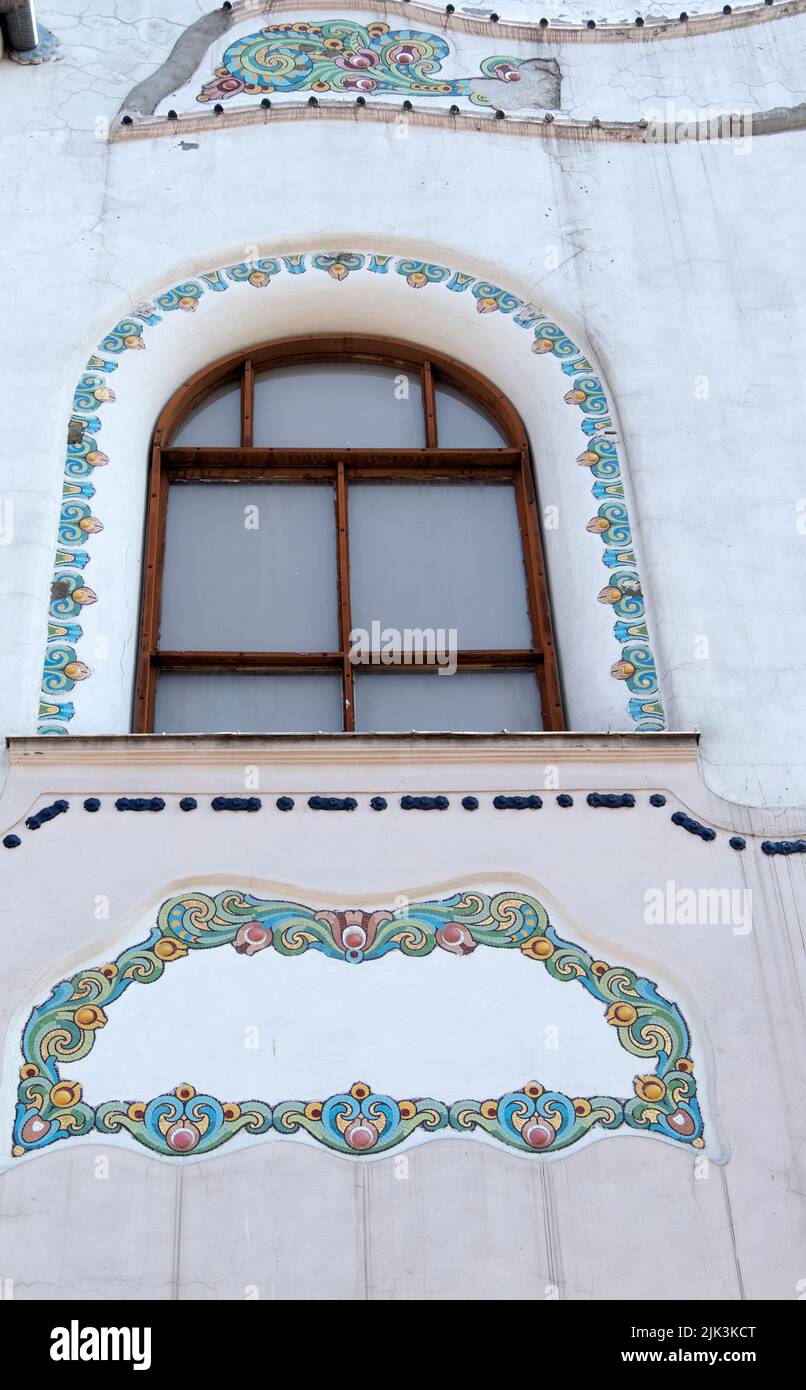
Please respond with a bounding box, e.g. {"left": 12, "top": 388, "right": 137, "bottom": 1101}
{"left": 314, "top": 909, "right": 393, "bottom": 961}
{"left": 342, "top": 75, "right": 378, "bottom": 91}
{"left": 344, "top": 1117, "right": 379, "bottom": 1150}
{"left": 520, "top": 1116, "right": 554, "bottom": 1149}
{"left": 232, "top": 921, "right": 273, "bottom": 955}
{"left": 338, "top": 48, "right": 379, "bottom": 70}
{"left": 166, "top": 1121, "right": 200, "bottom": 1153}
{"left": 435, "top": 922, "right": 477, "bottom": 955}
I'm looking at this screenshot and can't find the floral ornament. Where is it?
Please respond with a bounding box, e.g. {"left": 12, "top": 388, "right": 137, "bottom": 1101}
{"left": 274, "top": 1082, "right": 448, "bottom": 1155}
{"left": 312, "top": 908, "right": 393, "bottom": 961}
{"left": 40, "top": 253, "right": 663, "bottom": 734}
{"left": 196, "top": 22, "right": 525, "bottom": 107}
{"left": 12, "top": 891, "right": 703, "bottom": 1160}
{"left": 97, "top": 1085, "right": 272, "bottom": 1155}
{"left": 452, "top": 1082, "right": 623, "bottom": 1152}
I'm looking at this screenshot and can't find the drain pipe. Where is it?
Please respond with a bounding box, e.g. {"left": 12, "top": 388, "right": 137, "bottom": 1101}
{"left": 0, "top": 1, "right": 39, "bottom": 54}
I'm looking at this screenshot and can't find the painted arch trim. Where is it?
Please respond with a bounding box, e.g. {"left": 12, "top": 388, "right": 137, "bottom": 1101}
{"left": 12, "top": 888, "right": 701, "bottom": 1162}
{"left": 41, "top": 250, "right": 664, "bottom": 737}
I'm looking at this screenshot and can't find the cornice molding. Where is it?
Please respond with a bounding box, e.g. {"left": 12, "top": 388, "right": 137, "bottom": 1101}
{"left": 8, "top": 732, "right": 700, "bottom": 767}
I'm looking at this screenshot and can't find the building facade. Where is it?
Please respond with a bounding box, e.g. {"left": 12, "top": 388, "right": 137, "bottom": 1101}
{"left": 0, "top": 0, "right": 805, "bottom": 1300}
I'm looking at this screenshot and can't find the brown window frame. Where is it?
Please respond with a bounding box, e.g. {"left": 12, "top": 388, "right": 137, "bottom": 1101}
{"left": 134, "top": 334, "right": 565, "bottom": 732}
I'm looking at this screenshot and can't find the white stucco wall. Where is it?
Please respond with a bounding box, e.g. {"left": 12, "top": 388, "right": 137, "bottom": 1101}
{"left": 1, "top": 2, "right": 805, "bottom": 804}
{"left": 1, "top": 732, "right": 803, "bottom": 1300}
{"left": 1, "top": 3, "right": 805, "bottom": 1302}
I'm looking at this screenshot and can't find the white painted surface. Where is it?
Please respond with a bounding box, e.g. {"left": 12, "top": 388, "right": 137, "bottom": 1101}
{"left": 1, "top": 3, "right": 805, "bottom": 800}
{"left": 60, "top": 904, "right": 646, "bottom": 1101}
{"left": 1, "top": 0, "right": 805, "bottom": 1302}
{"left": 0, "top": 735, "right": 804, "bottom": 1297}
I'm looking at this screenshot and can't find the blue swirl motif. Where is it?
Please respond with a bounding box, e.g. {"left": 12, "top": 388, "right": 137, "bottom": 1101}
{"left": 73, "top": 372, "right": 116, "bottom": 414}
{"left": 40, "top": 254, "right": 664, "bottom": 734}
{"left": 43, "top": 645, "right": 86, "bottom": 694}
{"left": 567, "top": 375, "right": 608, "bottom": 416}
{"left": 587, "top": 500, "right": 631, "bottom": 549}
{"left": 395, "top": 259, "right": 452, "bottom": 286}
{"left": 532, "top": 322, "right": 578, "bottom": 358}
{"left": 155, "top": 282, "right": 204, "bottom": 312}
{"left": 472, "top": 283, "right": 523, "bottom": 314}
{"left": 13, "top": 890, "right": 703, "bottom": 1160}
{"left": 59, "top": 500, "right": 102, "bottom": 547}
{"left": 598, "top": 570, "right": 644, "bottom": 619}
{"left": 617, "top": 643, "right": 659, "bottom": 694}
{"left": 311, "top": 252, "right": 366, "bottom": 279}
{"left": 225, "top": 257, "right": 282, "bottom": 286}
{"left": 98, "top": 320, "right": 146, "bottom": 353}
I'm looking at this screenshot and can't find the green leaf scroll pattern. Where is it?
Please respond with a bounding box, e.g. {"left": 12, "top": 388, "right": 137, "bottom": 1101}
{"left": 13, "top": 890, "right": 702, "bottom": 1159}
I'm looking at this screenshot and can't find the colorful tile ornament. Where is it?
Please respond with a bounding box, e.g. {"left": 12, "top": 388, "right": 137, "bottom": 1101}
{"left": 12, "top": 889, "right": 701, "bottom": 1160}
{"left": 39, "top": 253, "right": 664, "bottom": 734}
{"left": 196, "top": 21, "right": 525, "bottom": 106}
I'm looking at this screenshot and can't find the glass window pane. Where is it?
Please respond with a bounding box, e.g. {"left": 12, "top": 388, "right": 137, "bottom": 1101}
{"left": 171, "top": 382, "right": 241, "bottom": 446}
{"left": 253, "top": 364, "right": 425, "bottom": 447}
{"left": 349, "top": 483, "right": 532, "bottom": 648}
{"left": 159, "top": 484, "right": 338, "bottom": 650}
{"left": 435, "top": 383, "right": 507, "bottom": 447}
{"left": 154, "top": 673, "right": 343, "bottom": 733}
{"left": 354, "top": 670, "right": 541, "bottom": 732}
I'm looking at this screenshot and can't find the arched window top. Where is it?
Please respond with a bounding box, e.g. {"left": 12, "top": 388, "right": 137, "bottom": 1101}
{"left": 137, "top": 337, "right": 563, "bottom": 735}
{"left": 172, "top": 362, "right": 508, "bottom": 451}
{"left": 160, "top": 337, "right": 519, "bottom": 450}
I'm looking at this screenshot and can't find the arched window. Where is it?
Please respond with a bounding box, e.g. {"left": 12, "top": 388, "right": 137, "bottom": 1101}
{"left": 135, "top": 337, "right": 564, "bottom": 733}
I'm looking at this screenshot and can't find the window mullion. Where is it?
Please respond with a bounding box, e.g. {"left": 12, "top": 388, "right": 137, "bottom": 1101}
{"left": 134, "top": 443, "right": 168, "bottom": 732}
{"left": 241, "top": 358, "right": 254, "bottom": 447}
{"left": 421, "top": 360, "right": 438, "bottom": 447}
{"left": 335, "top": 460, "right": 355, "bottom": 731}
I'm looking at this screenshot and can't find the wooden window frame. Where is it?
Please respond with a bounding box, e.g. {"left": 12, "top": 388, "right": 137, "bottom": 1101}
{"left": 134, "top": 334, "right": 565, "bottom": 732}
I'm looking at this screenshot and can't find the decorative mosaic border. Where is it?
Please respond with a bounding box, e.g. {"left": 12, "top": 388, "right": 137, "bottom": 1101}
{"left": 12, "top": 889, "right": 700, "bottom": 1160}
{"left": 40, "top": 252, "right": 664, "bottom": 736}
